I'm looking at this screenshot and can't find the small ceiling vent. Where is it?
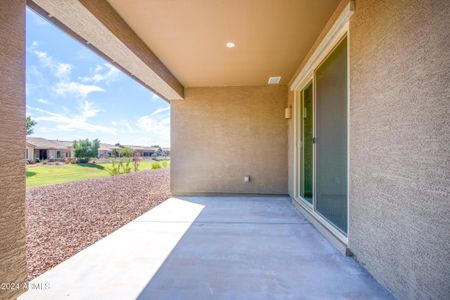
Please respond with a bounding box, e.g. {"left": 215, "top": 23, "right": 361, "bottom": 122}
{"left": 268, "top": 76, "right": 281, "bottom": 85}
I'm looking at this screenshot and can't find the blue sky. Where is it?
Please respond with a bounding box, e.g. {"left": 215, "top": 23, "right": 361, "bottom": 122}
{"left": 26, "top": 8, "right": 170, "bottom": 147}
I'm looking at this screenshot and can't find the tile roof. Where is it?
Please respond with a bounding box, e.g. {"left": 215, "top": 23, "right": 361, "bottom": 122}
{"left": 26, "top": 137, "right": 73, "bottom": 150}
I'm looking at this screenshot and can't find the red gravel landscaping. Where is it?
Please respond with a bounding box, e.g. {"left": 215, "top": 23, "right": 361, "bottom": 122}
{"left": 25, "top": 168, "right": 170, "bottom": 280}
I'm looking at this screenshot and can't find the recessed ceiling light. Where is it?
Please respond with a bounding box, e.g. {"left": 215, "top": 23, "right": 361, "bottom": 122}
{"left": 268, "top": 76, "right": 281, "bottom": 84}
{"left": 226, "top": 42, "right": 235, "bottom": 48}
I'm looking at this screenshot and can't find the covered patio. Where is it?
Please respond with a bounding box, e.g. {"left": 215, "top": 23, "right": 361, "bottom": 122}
{"left": 1, "top": 0, "right": 449, "bottom": 299}
{"left": 20, "top": 196, "right": 392, "bottom": 299}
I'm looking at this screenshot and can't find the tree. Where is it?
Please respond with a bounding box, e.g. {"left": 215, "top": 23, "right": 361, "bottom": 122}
{"left": 73, "top": 139, "right": 100, "bottom": 162}
{"left": 26, "top": 117, "right": 37, "bottom": 135}
{"left": 118, "top": 146, "right": 134, "bottom": 158}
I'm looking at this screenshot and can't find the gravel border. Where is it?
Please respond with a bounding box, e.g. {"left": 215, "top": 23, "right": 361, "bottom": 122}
{"left": 25, "top": 168, "right": 170, "bottom": 280}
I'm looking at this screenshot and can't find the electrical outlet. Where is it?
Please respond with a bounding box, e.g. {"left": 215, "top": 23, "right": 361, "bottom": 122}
{"left": 244, "top": 176, "right": 251, "bottom": 183}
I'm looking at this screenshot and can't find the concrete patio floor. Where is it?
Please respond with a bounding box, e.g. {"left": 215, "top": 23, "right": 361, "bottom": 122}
{"left": 20, "top": 196, "right": 393, "bottom": 299}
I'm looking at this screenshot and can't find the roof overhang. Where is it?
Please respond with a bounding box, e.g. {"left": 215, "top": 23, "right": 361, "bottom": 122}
{"left": 28, "top": 0, "right": 184, "bottom": 101}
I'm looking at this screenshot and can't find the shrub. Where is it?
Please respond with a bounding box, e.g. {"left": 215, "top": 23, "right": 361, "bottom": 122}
{"left": 122, "top": 158, "right": 132, "bottom": 174}
{"left": 76, "top": 158, "right": 89, "bottom": 164}
{"left": 151, "top": 162, "right": 161, "bottom": 169}
{"left": 106, "top": 158, "right": 132, "bottom": 176}
{"left": 160, "top": 161, "right": 168, "bottom": 168}
{"left": 118, "top": 160, "right": 124, "bottom": 174}
{"left": 106, "top": 160, "right": 120, "bottom": 176}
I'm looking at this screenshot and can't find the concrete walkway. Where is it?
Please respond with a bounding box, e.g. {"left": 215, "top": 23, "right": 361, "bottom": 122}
{"left": 20, "top": 196, "right": 393, "bottom": 300}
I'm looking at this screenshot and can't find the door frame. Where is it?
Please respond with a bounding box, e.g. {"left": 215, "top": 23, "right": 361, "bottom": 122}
{"left": 292, "top": 21, "right": 350, "bottom": 245}
{"left": 296, "top": 78, "right": 315, "bottom": 209}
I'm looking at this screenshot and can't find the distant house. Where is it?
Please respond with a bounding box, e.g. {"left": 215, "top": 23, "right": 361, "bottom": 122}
{"left": 162, "top": 147, "right": 170, "bottom": 156}
{"left": 26, "top": 137, "right": 73, "bottom": 162}
{"left": 98, "top": 144, "right": 169, "bottom": 158}
{"left": 98, "top": 143, "right": 117, "bottom": 158}
{"left": 125, "top": 145, "right": 162, "bottom": 157}
{"left": 26, "top": 137, "right": 169, "bottom": 161}
{"left": 99, "top": 144, "right": 167, "bottom": 158}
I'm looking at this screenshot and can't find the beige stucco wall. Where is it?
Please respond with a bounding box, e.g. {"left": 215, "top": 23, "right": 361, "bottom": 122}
{"left": 348, "top": 1, "right": 450, "bottom": 299}
{"left": 171, "top": 86, "right": 288, "bottom": 195}
{"left": 287, "top": 0, "right": 450, "bottom": 299}
{"left": 0, "top": 0, "right": 28, "bottom": 299}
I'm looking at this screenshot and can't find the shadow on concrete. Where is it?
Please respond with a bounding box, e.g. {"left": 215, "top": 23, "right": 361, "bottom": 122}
{"left": 136, "top": 196, "right": 393, "bottom": 300}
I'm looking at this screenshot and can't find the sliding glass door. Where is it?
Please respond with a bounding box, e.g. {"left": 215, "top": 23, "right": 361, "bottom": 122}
{"left": 299, "top": 82, "right": 314, "bottom": 205}
{"left": 296, "top": 36, "right": 348, "bottom": 235}
{"left": 315, "top": 36, "right": 348, "bottom": 233}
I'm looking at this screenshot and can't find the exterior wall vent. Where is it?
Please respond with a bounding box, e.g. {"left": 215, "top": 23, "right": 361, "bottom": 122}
{"left": 268, "top": 76, "right": 281, "bottom": 84}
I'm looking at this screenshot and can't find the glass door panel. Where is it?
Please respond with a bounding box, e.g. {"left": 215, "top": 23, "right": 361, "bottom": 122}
{"left": 299, "top": 82, "right": 313, "bottom": 204}
{"left": 315, "top": 36, "right": 348, "bottom": 234}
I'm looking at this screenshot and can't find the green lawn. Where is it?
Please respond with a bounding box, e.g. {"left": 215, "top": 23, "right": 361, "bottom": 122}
{"left": 26, "top": 160, "right": 170, "bottom": 188}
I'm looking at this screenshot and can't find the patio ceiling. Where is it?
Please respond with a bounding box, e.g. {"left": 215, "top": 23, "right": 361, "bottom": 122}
{"left": 107, "top": 0, "right": 341, "bottom": 87}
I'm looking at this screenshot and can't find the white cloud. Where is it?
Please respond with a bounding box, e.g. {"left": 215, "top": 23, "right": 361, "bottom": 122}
{"left": 136, "top": 107, "right": 170, "bottom": 145}
{"left": 26, "top": 103, "right": 115, "bottom": 134}
{"left": 55, "top": 63, "right": 72, "bottom": 79}
{"left": 37, "top": 98, "right": 52, "bottom": 104}
{"left": 79, "top": 100, "right": 100, "bottom": 118}
{"left": 31, "top": 48, "right": 74, "bottom": 81}
{"left": 27, "top": 65, "right": 44, "bottom": 79}
{"left": 34, "top": 50, "right": 52, "bottom": 68}
{"left": 150, "top": 106, "right": 170, "bottom": 116}
{"left": 136, "top": 115, "right": 170, "bottom": 138}
{"left": 79, "top": 63, "right": 121, "bottom": 84}
{"left": 26, "top": 65, "right": 50, "bottom": 97}
{"left": 136, "top": 115, "right": 170, "bottom": 130}
{"left": 112, "top": 120, "right": 136, "bottom": 133}
{"left": 54, "top": 81, "right": 105, "bottom": 98}
{"left": 94, "top": 65, "right": 103, "bottom": 73}
{"left": 29, "top": 44, "right": 105, "bottom": 98}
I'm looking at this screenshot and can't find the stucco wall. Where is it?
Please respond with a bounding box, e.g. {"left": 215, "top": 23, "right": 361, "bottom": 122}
{"left": 0, "top": 0, "right": 28, "bottom": 299}
{"left": 171, "top": 86, "right": 288, "bottom": 195}
{"left": 349, "top": 1, "right": 450, "bottom": 299}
